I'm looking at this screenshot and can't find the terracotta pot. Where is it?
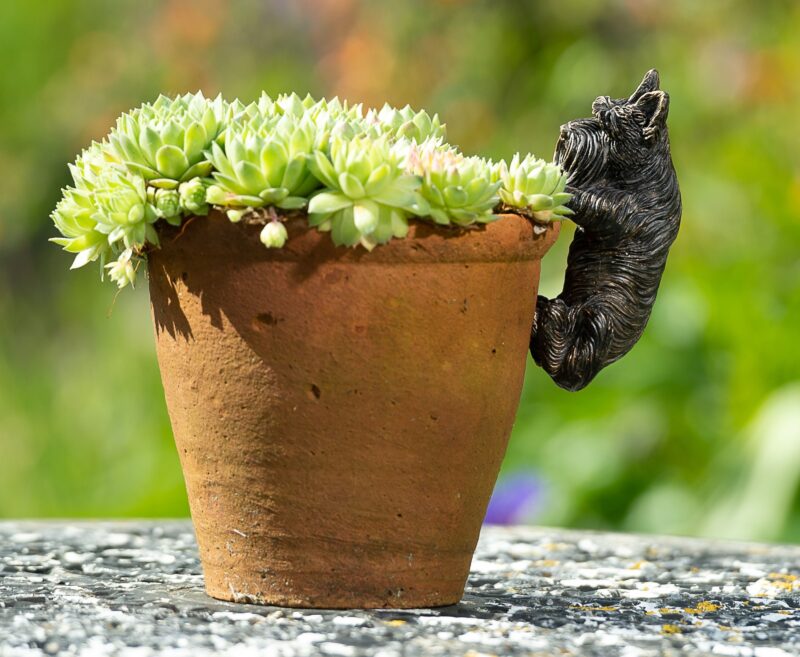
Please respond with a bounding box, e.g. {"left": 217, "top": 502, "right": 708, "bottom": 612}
{"left": 148, "top": 210, "right": 559, "bottom": 608}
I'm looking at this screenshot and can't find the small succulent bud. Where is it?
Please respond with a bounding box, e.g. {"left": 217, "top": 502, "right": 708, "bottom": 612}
{"left": 205, "top": 184, "right": 228, "bottom": 205}
{"left": 259, "top": 221, "right": 288, "bottom": 248}
{"left": 178, "top": 179, "right": 209, "bottom": 214}
{"left": 227, "top": 209, "right": 248, "bottom": 223}
{"left": 154, "top": 188, "right": 180, "bottom": 220}
{"left": 105, "top": 249, "right": 137, "bottom": 289}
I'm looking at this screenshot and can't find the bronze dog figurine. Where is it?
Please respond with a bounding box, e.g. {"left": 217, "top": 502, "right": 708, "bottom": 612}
{"left": 531, "top": 69, "right": 682, "bottom": 391}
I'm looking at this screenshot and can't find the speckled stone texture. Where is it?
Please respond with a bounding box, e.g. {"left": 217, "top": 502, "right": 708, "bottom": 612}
{"left": 1, "top": 522, "right": 798, "bottom": 657}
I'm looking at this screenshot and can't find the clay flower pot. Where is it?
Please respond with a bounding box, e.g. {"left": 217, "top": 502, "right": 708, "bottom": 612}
{"left": 148, "top": 210, "right": 559, "bottom": 608}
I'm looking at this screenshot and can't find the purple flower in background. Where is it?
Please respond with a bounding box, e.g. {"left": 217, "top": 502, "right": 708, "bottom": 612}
{"left": 484, "top": 471, "right": 544, "bottom": 525}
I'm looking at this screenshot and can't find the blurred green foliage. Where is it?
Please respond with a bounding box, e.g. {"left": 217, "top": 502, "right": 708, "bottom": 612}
{"left": 1, "top": 0, "right": 798, "bottom": 541}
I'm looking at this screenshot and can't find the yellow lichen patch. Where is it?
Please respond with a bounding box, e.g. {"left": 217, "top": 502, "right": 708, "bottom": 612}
{"left": 570, "top": 605, "right": 617, "bottom": 612}
{"left": 684, "top": 601, "right": 720, "bottom": 614}
{"left": 768, "top": 572, "right": 797, "bottom": 581}
{"left": 661, "top": 624, "right": 682, "bottom": 635}
{"left": 542, "top": 542, "right": 570, "bottom": 552}
{"left": 766, "top": 572, "right": 799, "bottom": 591}
{"left": 747, "top": 573, "right": 800, "bottom": 597}
{"left": 658, "top": 607, "right": 681, "bottom": 615}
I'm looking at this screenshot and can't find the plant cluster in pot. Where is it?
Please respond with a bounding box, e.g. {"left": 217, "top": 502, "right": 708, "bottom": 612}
{"left": 50, "top": 70, "right": 680, "bottom": 608}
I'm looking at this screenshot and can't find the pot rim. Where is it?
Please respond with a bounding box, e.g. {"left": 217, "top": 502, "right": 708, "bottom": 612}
{"left": 154, "top": 210, "right": 561, "bottom": 265}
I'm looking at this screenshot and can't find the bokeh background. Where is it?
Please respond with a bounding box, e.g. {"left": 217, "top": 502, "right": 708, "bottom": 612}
{"left": 1, "top": 0, "right": 799, "bottom": 542}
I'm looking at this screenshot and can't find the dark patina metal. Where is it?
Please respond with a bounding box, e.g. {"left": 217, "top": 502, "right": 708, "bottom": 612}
{"left": 532, "top": 69, "right": 682, "bottom": 391}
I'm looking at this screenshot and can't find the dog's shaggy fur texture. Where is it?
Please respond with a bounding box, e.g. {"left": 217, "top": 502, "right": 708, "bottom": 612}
{"left": 531, "top": 70, "right": 682, "bottom": 391}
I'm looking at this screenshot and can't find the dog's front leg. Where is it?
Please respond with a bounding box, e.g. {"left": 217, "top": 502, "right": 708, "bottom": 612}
{"left": 567, "top": 185, "right": 638, "bottom": 237}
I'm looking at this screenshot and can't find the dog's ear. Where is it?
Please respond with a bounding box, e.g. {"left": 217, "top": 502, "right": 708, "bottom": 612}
{"left": 629, "top": 69, "right": 660, "bottom": 103}
{"left": 636, "top": 90, "right": 669, "bottom": 143}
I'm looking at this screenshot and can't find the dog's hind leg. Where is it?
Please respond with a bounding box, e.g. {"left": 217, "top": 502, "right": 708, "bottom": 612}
{"left": 531, "top": 295, "right": 614, "bottom": 391}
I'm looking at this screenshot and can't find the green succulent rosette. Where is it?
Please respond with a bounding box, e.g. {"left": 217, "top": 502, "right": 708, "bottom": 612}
{"left": 365, "top": 104, "right": 446, "bottom": 143}
{"left": 51, "top": 140, "right": 158, "bottom": 272}
{"left": 91, "top": 169, "right": 159, "bottom": 250}
{"left": 50, "top": 187, "right": 110, "bottom": 270}
{"left": 494, "top": 154, "right": 573, "bottom": 222}
{"left": 108, "top": 92, "right": 225, "bottom": 189}
{"left": 307, "top": 135, "right": 426, "bottom": 250}
{"left": 178, "top": 178, "right": 210, "bottom": 215}
{"left": 407, "top": 140, "right": 500, "bottom": 226}
{"left": 205, "top": 113, "right": 321, "bottom": 217}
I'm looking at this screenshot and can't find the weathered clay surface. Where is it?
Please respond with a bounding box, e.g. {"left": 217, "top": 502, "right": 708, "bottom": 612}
{"left": 148, "top": 212, "right": 559, "bottom": 608}
{"left": 2, "top": 521, "right": 799, "bottom": 656}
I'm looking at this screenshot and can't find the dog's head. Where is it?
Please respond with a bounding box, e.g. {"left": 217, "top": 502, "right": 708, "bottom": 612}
{"left": 555, "top": 70, "right": 670, "bottom": 187}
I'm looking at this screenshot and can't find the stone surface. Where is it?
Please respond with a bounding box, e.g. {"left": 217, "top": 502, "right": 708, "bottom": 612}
{"left": 1, "top": 522, "right": 799, "bottom": 656}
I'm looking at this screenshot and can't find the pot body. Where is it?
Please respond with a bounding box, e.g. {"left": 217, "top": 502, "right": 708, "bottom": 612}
{"left": 148, "top": 211, "right": 559, "bottom": 608}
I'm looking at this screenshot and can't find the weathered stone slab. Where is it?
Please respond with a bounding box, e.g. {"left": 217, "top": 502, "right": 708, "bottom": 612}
{"left": 1, "top": 522, "right": 798, "bottom": 656}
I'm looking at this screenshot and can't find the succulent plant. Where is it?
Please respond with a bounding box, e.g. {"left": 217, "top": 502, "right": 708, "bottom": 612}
{"left": 307, "top": 135, "right": 426, "bottom": 249}
{"left": 50, "top": 188, "right": 110, "bottom": 270}
{"left": 108, "top": 92, "right": 225, "bottom": 188}
{"left": 304, "top": 96, "right": 366, "bottom": 153}
{"left": 68, "top": 141, "right": 120, "bottom": 191}
{"left": 274, "top": 92, "right": 317, "bottom": 118}
{"left": 51, "top": 91, "right": 573, "bottom": 286}
{"left": 206, "top": 113, "right": 320, "bottom": 212}
{"left": 406, "top": 140, "right": 500, "bottom": 226}
{"left": 494, "top": 154, "right": 573, "bottom": 222}
{"left": 51, "top": 142, "right": 157, "bottom": 274}
{"left": 367, "top": 104, "right": 446, "bottom": 143}
{"left": 92, "top": 169, "right": 159, "bottom": 250}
